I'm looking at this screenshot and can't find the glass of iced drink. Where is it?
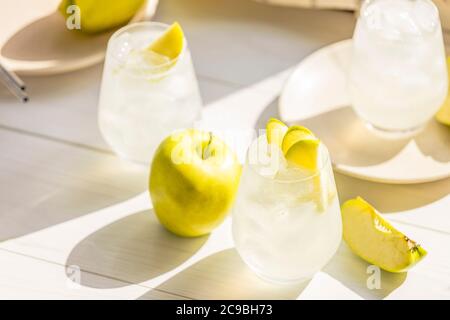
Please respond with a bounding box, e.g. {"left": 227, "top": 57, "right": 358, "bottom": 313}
{"left": 98, "top": 22, "right": 202, "bottom": 163}
{"left": 232, "top": 119, "right": 342, "bottom": 283}
{"left": 349, "top": 0, "right": 448, "bottom": 136}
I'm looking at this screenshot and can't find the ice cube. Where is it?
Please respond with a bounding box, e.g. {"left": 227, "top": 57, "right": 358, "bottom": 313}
{"left": 364, "top": 0, "right": 438, "bottom": 39}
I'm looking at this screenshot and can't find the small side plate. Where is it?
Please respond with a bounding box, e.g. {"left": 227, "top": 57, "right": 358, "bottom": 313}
{"left": 0, "top": 0, "right": 159, "bottom": 76}
{"left": 279, "top": 39, "right": 450, "bottom": 184}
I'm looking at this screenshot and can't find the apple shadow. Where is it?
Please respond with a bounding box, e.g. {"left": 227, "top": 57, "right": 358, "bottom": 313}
{"left": 138, "top": 248, "right": 309, "bottom": 300}
{"left": 323, "top": 243, "right": 407, "bottom": 300}
{"left": 65, "top": 209, "right": 208, "bottom": 289}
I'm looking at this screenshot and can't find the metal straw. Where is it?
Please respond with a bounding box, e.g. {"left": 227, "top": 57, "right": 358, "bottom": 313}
{"left": 0, "top": 62, "right": 28, "bottom": 103}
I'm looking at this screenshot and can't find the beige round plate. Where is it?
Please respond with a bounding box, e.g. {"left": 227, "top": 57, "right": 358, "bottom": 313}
{"left": 279, "top": 39, "right": 450, "bottom": 184}
{"left": 0, "top": 0, "right": 158, "bottom": 76}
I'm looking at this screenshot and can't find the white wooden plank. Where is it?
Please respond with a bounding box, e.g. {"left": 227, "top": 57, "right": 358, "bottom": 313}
{"left": 0, "top": 128, "right": 148, "bottom": 241}
{"left": 0, "top": 249, "right": 184, "bottom": 300}
{"left": 0, "top": 64, "right": 106, "bottom": 149}
{"left": 155, "top": 0, "right": 355, "bottom": 86}
{"left": 139, "top": 246, "right": 314, "bottom": 300}
{"left": 0, "top": 197, "right": 235, "bottom": 293}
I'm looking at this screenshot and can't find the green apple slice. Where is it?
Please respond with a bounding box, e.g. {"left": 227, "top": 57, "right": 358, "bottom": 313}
{"left": 147, "top": 22, "right": 184, "bottom": 61}
{"left": 265, "top": 119, "right": 333, "bottom": 212}
{"left": 266, "top": 118, "right": 288, "bottom": 147}
{"left": 284, "top": 138, "right": 330, "bottom": 212}
{"left": 341, "top": 197, "right": 427, "bottom": 273}
{"left": 436, "top": 57, "right": 450, "bottom": 126}
{"left": 281, "top": 124, "right": 329, "bottom": 211}
{"left": 284, "top": 138, "right": 320, "bottom": 172}
{"left": 281, "top": 125, "right": 315, "bottom": 155}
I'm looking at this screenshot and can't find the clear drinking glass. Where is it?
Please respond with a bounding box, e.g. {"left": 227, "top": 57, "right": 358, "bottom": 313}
{"left": 98, "top": 22, "right": 202, "bottom": 164}
{"left": 349, "top": 0, "right": 448, "bottom": 136}
{"left": 232, "top": 134, "right": 342, "bottom": 283}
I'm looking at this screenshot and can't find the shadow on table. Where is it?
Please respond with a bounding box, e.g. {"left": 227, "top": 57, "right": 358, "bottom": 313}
{"left": 324, "top": 243, "right": 407, "bottom": 300}
{"left": 138, "top": 248, "right": 309, "bottom": 300}
{"left": 256, "top": 92, "right": 450, "bottom": 168}
{"left": 335, "top": 173, "right": 450, "bottom": 213}
{"left": 66, "top": 209, "right": 208, "bottom": 289}
{"left": 290, "top": 106, "right": 450, "bottom": 167}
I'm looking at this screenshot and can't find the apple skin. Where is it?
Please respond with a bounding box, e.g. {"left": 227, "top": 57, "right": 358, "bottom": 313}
{"left": 149, "top": 130, "right": 242, "bottom": 237}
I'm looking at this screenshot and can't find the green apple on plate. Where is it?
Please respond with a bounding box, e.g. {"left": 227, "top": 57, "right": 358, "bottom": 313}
{"left": 58, "top": 0, "right": 146, "bottom": 33}
{"left": 149, "top": 129, "right": 242, "bottom": 237}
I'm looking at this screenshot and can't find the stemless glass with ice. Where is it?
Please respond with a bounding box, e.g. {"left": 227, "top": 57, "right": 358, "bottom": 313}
{"left": 232, "top": 133, "right": 342, "bottom": 284}
{"left": 349, "top": 0, "right": 448, "bottom": 136}
{"left": 98, "top": 22, "right": 202, "bottom": 164}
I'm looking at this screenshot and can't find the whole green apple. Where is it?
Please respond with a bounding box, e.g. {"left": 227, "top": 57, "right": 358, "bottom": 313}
{"left": 149, "top": 129, "right": 242, "bottom": 237}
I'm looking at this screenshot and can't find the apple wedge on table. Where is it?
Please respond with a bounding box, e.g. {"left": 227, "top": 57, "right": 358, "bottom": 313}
{"left": 341, "top": 197, "right": 427, "bottom": 273}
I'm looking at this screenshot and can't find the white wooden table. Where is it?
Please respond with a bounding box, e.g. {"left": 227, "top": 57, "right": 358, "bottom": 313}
{"left": 1, "top": 0, "right": 449, "bottom": 300}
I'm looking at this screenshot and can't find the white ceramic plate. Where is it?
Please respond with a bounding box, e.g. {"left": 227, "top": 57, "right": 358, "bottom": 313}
{"left": 0, "top": 0, "right": 158, "bottom": 76}
{"left": 279, "top": 39, "right": 450, "bottom": 184}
